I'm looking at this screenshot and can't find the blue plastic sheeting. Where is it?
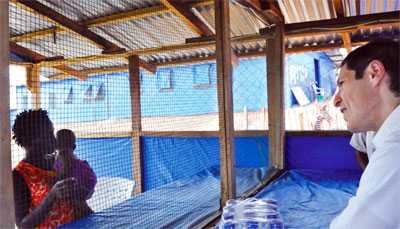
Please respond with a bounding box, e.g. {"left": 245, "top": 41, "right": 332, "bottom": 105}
{"left": 60, "top": 167, "right": 266, "bottom": 229}
{"left": 74, "top": 137, "right": 133, "bottom": 180}
{"left": 65, "top": 136, "right": 267, "bottom": 192}
{"left": 256, "top": 169, "right": 361, "bottom": 229}
{"left": 142, "top": 136, "right": 268, "bottom": 191}
{"left": 286, "top": 136, "right": 362, "bottom": 172}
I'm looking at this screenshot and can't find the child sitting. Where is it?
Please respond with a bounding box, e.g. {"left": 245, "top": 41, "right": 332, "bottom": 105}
{"left": 55, "top": 129, "right": 97, "bottom": 219}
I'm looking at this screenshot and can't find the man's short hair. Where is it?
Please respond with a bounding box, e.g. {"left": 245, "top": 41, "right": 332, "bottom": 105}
{"left": 12, "top": 109, "right": 54, "bottom": 147}
{"left": 56, "top": 129, "right": 76, "bottom": 149}
{"left": 341, "top": 39, "right": 400, "bottom": 97}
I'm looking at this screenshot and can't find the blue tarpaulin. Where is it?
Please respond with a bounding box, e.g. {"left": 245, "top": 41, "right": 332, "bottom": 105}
{"left": 60, "top": 135, "right": 362, "bottom": 228}
{"left": 256, "top": 169, "right": 360, "bottom": 228}
{"left": 60, "top": 167, "right": 267, "bottom": 229}
{"left": 142, "top": 136, "right": 268, "bottom": 191}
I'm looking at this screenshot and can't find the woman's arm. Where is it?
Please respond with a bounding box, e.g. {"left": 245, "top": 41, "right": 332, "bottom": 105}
{"left": 13, "top": 172, "right": 79, "bottom": 228}
{"left": 13, "top": 170, "right": 57, "bottom": 228}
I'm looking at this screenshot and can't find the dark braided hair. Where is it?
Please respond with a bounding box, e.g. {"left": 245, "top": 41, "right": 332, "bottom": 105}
{"left": 12, "top": 109, "right": 54, "bottom": 147}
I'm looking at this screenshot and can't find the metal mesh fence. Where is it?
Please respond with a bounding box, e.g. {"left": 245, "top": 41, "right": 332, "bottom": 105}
{"left": 8, "top": 0, "right": 346, "bottom": 228}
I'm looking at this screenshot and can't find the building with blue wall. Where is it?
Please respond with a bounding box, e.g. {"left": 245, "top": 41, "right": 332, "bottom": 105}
{"left": 13, "top": 52, "right": 336, "bottom": 125}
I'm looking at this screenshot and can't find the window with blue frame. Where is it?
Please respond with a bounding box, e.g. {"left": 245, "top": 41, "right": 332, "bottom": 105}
{"left": 193, "top": 64, "right": 213, "bottom": 89}
{"left": 95, "top": 83, "right": 105, "bottom": 101}
{"left": 64, "top": 86, "right": 73, "bottom": 104}
{"left": 84, "top": 85, "right": 93, "bottom": 102}
{"left": 157, "top": 69, "right": 173, "bottom": 92}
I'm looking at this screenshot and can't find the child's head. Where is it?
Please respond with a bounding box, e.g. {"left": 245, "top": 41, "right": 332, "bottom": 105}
{"left": 56, "top": 129, "right": 76, "bottom": 152}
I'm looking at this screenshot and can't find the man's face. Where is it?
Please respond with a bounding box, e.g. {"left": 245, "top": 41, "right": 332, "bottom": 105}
{"left": 333, "top": 64, "right": 374, "bottom": 132}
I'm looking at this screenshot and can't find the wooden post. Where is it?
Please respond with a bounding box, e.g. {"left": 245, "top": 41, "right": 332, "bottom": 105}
{"left": 215, "top": 0, "right": 236, "bottom": 206}
{"left": 266, "top": 23, "right": 285, "bottom": 169}
{"left": 27, "top": 65, "right": 41, "bottom": 109}
{"left": 128, "top": 55, "right": 144, "bottom": 194}
{"left": 0, "top": 1, "right": 16, "bottom": 227}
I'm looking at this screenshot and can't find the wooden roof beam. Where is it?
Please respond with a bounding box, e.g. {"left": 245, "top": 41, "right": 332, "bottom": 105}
{"left": 235, "top": 0, "right": 283, "bottom": 24}
{"left": 11, "top": 0, "right": 214, "bottom": 43}
{"left": 341, "top": 32, "right": 352, "bottom": 53}
{"left": 47, "top": 43, "right": 367, "bottom": 79}
{"left": 333, "top": 0, "right": 345, "bottom": 18}
{"left": 47, "top": 39, "right": 371, "bottom": 79}
{"left": 39, "top": 11, "right": 399, "bottom": 68}
{"left": 10, "top": 41, "right": 87, "bottom": 80}
{"left": 10, "top": 41, "right": 46, "bottom": 63}
{"left": 48, "top": 58, "right": 156, "bottom": 80}
{"left": 15, "top": 0, "right": 125, "bottom": 54}
{"left": 261, "top": 0, "right": 284, "bottom": 23}
{"left": 260, "top": 11, "right": 400, "bottom": 37}
{"left": 160, "top": 0, "right": 214, "bottom": 36}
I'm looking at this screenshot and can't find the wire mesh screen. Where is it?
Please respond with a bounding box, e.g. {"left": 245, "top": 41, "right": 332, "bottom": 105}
{"left": 233, "top": 57, "right": 268, "bottom": 131}
{"left": 9, "top": 1, "right": 227, "bottom": 228}
{"left": 231, "top": 57, "right": 269, "bottom": 197}
{"left": 284, "top": 53, "right": 346, "bottom": 130}
{"left": 141, "top": 63, "right": 219, "bottom": 131}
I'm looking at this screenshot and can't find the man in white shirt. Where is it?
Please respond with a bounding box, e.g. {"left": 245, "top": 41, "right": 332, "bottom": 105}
{"left": 350, "top": 131, "right": 375, "bottom": 170}
{"left": 331, "top": 39, "right": 400, "bottom": 229}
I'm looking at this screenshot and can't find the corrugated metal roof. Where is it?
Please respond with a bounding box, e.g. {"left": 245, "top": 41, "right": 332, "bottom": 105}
{"left": 10, "top": 2, "right": 55, "bottom": 36}
{"left": 36, "top": 0, "right": 159, "bottom": 21}
{"left": 8, "top": 0, "right": 400, "bottom": 79}
{"left": 90, "top": 12, "right": 198, "bottom": 50}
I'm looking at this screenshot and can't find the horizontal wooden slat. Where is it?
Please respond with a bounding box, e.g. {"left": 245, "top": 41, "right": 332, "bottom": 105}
{"left": 73, "top": 130, "right": 352, "bottom": 138}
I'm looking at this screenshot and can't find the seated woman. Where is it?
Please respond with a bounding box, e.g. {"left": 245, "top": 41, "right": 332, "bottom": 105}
{"left": 12, "top": 109, "right": 87, "bottom": 228}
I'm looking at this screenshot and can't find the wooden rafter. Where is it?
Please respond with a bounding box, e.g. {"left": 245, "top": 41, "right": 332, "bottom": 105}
{"left": 355, "top": 0, "right": 361, "bottom": 16}
{"left": 46, "top": 38, "right": 373, "bottom": 79}
{"left": 333, "top": 0, "right": 345, "bottom": 18}
{"left": 10, "top": 41, "right": 88, "bottom": 80}
{"left": 158, "top": 0, "right": 242, "bottom": 66}
{"left": 261, "top": 10, "right": 400, "bottom": 36}
{"left": 26, "top": 65, "right": 41, "bottom": 108}
{"left": 48, "top": 57, "right": 156, "bottom": 80}
{"left": 9, "top": 41, "right": 46, "bottom": 63}
{"left": 15, "top": 0, "right": 125, "bottom": 54}
{"left": 138, "top": 59, "right": 156, "bottom": 74}
{"left": 38, "top": 11, "right": 399, "bottom": 68}
{"left": 11, "top": 0, "right": 214, "bottom": 43}
{"left": 236, "top": 0, "right": 284, "bottom": 24}
{"left": 261, "top": 0, "right": 284, "bottom": 23}
{"left": 341, "top": 32, "right": 352, "bottom": 53}
{"left": 160, "top": 0, "right": 214, "bottom": 36}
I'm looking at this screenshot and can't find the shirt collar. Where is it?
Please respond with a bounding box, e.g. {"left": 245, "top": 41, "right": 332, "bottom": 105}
{"left": 372, "top": 105, "right": 400, "bottom": 149}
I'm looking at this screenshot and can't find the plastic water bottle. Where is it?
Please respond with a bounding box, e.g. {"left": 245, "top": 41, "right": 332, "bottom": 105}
{"left": 219, "top": 198, "right": 284, "bottom": 229}
{"left": 222, "top": 220, "right": 238, "bottom": 229}
{"left": 265, "top": 214, "right": 284, "bottom": 229}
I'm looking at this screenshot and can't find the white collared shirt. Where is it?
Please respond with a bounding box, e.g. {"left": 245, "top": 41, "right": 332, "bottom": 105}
{"left": 350, "top": 131, "right": 376, "bottom": 158}
{"left": 330, "top": 105, "right": 400, "bottom": 229}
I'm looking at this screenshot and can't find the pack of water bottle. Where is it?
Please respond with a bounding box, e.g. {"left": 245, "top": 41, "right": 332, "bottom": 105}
{"left": 219, "top": 198, "right": 284, "bottom": 229}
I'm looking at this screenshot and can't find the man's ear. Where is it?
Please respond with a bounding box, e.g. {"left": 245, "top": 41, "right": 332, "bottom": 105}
{"left": 366, "top": 60, "right": 386, "bottom": 87}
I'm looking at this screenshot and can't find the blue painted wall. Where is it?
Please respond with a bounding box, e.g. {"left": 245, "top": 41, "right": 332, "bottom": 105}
{"left": 14, "top": 53, "right": 336, "bottom": 124}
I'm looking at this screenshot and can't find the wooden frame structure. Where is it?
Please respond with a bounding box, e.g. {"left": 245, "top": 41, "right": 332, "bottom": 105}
{"left": 266, "top": 22, "right": 285, "bottom": 170}
{"left": 0, "top": 2, "right": 15, "bottom": 228}
{"left": 128, "top": 55, "right": 144, "bottom": 194}
{"left": 3, "top": 0, "right": 400, "bottom": 227}
{"left": 215, "top": 0, "right": 236, "bottom": 206}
